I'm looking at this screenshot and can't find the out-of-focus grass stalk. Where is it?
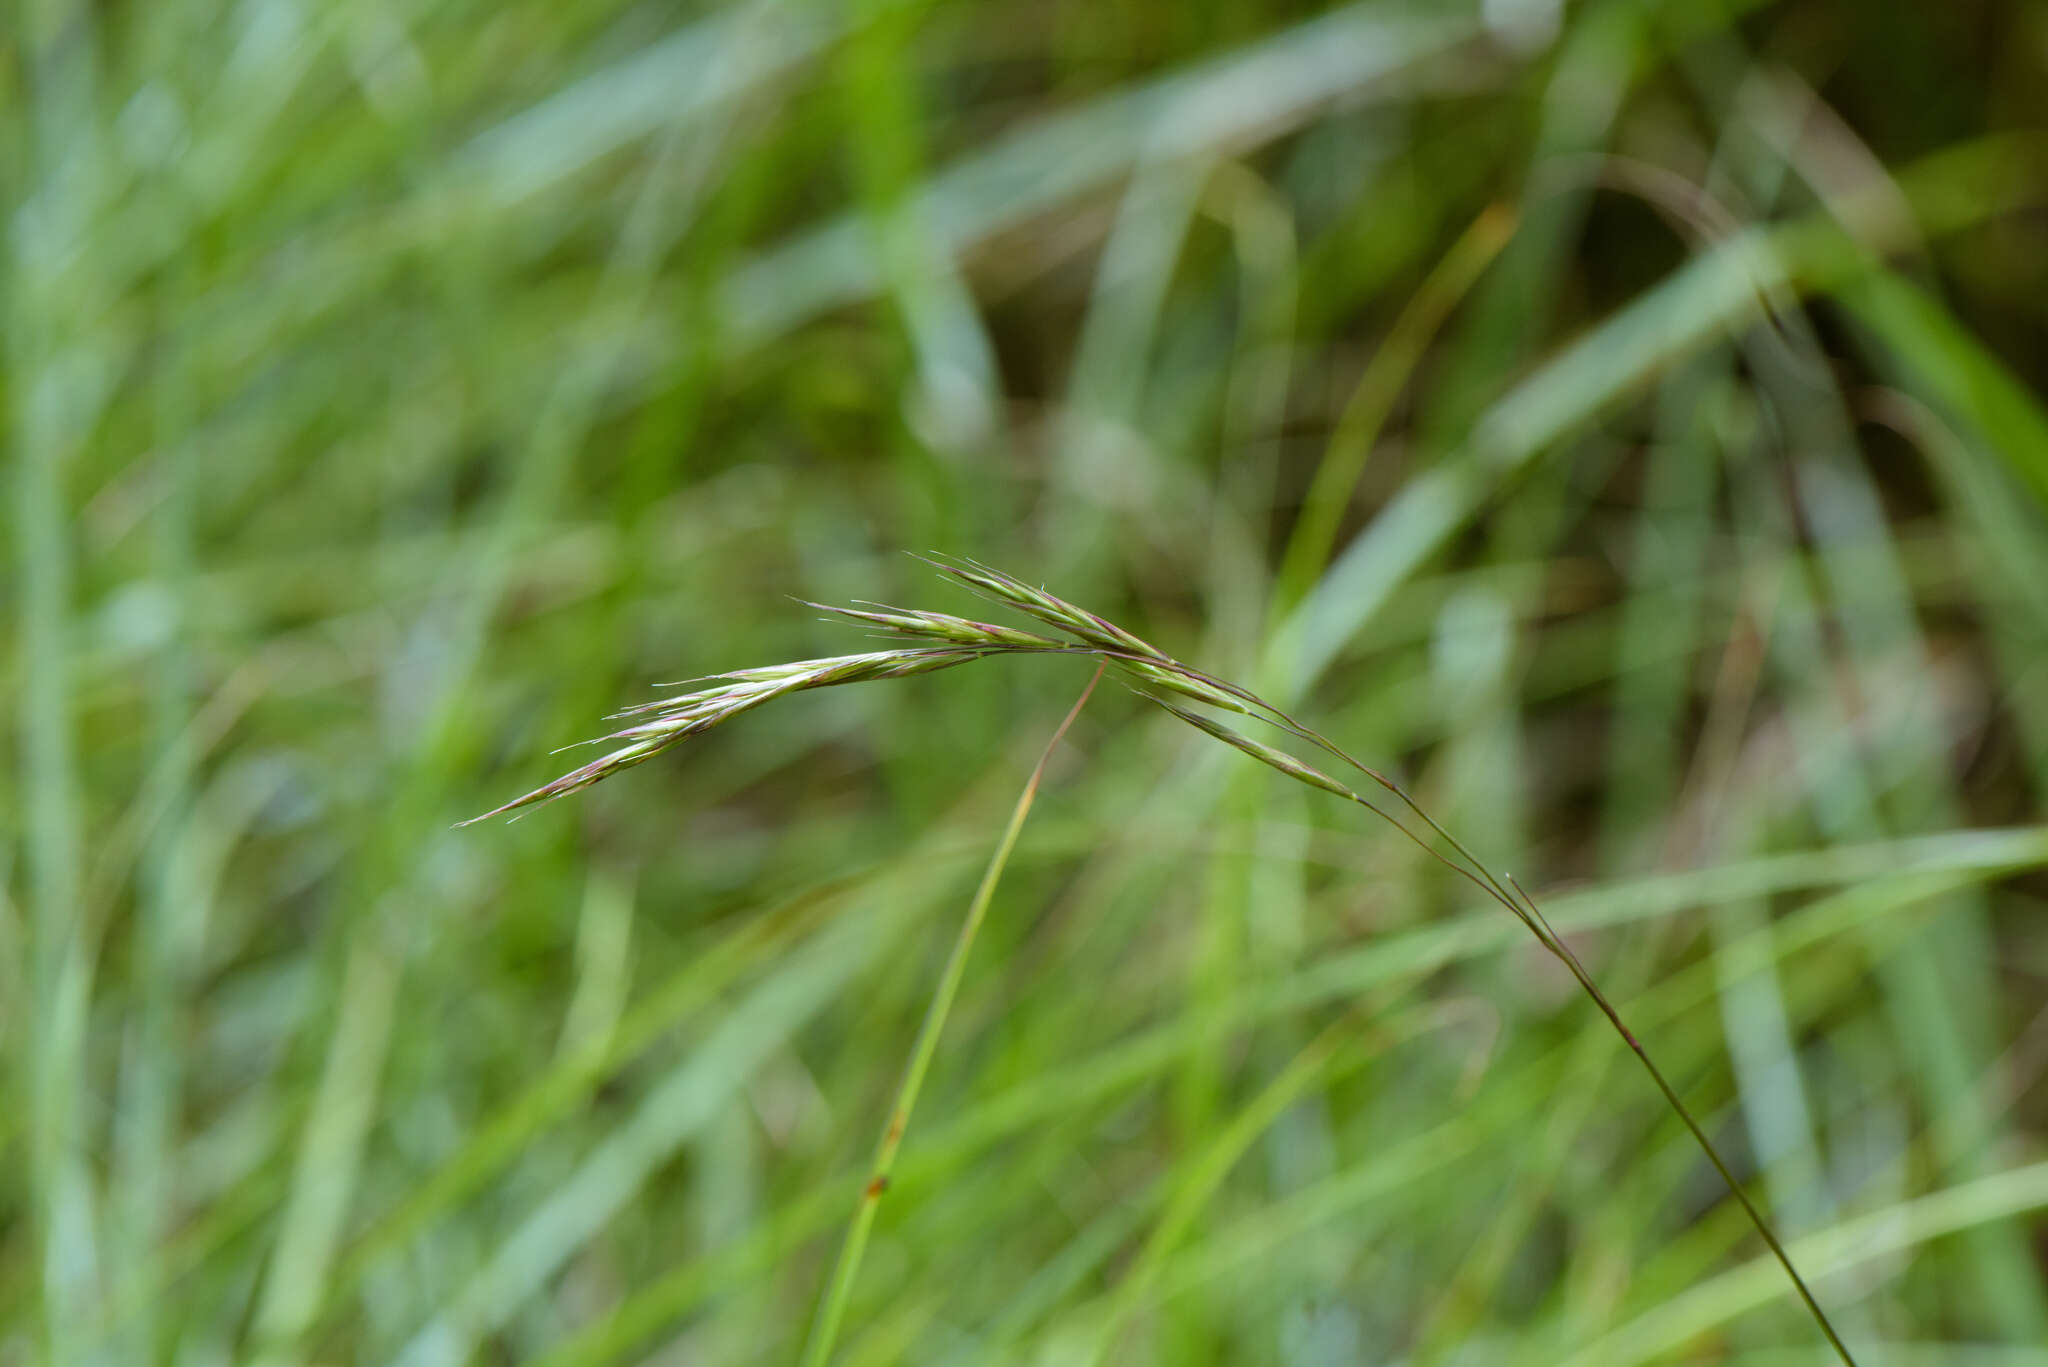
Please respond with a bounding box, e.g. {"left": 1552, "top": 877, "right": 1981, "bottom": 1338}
{"left": 1273, "top": 202, "right": 1518, "bottom": 616}
{"left": 115, "top": 269, "right": 200, "bottom": 1364}
{"left": 14, "top": 3, "right": 101, "bottom": 1360}
{"left": 1088, "top": 1016, "right": 1350, "bottom": 1363}
{"left": 1275, "top": 134, "right": 2048, "bottom": 704}
{"left": 798, "top": 663, "right": 1104, "bottom": 1367}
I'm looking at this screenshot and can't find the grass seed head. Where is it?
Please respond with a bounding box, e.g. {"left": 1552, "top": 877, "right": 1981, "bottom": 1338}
{"left": 472, "top": 566, "right": 1344, "bottom": 830}
{"left": 469, "top": 568, "right": 1325, "bottom": 826}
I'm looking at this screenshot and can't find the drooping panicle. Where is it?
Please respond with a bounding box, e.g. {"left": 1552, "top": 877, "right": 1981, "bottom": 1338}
{"left": 469, "top": 562, "right": 1341, "bottom": 826}
{"left": 460, "top": 559, "right": 1862, "bottom": 1367}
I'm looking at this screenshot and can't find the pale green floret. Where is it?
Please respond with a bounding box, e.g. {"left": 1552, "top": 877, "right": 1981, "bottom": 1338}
{"left": 804, "top": 600, "right": 1059, "bottom": 650}
{"left": 1119, "top": 661, "right": 1259, "bottom": 717}
{"left": 936, "top": 558, "right": 1170, "bottom": 661}
{"left": 1147, "top": 699, "right": 1358, "bottom": 801}
{"left": 717, "top": 651, "right": 923, "bottom": 683}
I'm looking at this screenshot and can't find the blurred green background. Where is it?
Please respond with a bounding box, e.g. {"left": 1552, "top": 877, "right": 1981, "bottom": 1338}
{"left": 9, "top": 0, "right": 2048, "bottom": 1362}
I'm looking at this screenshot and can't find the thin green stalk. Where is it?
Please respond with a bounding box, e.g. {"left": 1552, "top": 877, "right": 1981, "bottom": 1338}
{"left": 1498, "top": 875, "right": 1858, "bottom": 1366}
{"left": 1090, "top": 1016, "right": 1349, "bottom": 1363}
{"left": 1274, "top": 201, "right": 1518, "bottom": 615}
{"left": 798, "top": 663, "right": 1104, "bottom": 1367}
{"left": 14, "top": 13, "right": 96, "bottom": 1349}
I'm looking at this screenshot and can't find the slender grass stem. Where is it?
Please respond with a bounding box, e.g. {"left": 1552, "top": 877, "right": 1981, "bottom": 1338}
{"left": 1178, "top": 696, "right": 1860, "bottom": 1367}
{"left": 1497, "top": 875, "right": 1858, "bottom": 1366}
{"left": 798, "top": 663, "right": 1104, "bottom": 1367}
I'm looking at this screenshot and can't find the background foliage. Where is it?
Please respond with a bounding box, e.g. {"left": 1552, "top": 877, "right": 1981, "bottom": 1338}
{"left": 7, "top": 0, "right": 2048, "bottom": 1362}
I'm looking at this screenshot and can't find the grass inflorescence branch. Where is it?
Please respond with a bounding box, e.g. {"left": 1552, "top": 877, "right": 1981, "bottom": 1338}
{"left": 467, "top": 555, "right": 1857, "bottom": 1366}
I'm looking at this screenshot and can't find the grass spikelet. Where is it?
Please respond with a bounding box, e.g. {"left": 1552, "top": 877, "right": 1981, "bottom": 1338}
{"left": 1145, "top": 697, "right": 1357, "bottom": 801}
{"left": 919, "top": 554, "right": 1170, "bottom": 661}
{"left": 466, "top": 646, "right": 1004, "bottom": 824}
{"left": 800, "top": 601, "right": 1069, "bottom": 651}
